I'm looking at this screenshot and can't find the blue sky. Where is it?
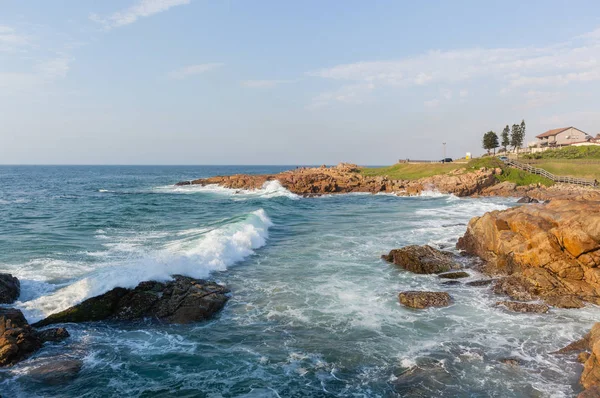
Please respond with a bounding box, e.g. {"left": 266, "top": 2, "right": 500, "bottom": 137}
{"left": 2, "top": 0, "right": 600, "bottom": 164}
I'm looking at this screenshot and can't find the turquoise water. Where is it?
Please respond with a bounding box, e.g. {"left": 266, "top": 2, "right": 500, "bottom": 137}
{"left": 0, "top": 166, "right": 596, "bottom": 397}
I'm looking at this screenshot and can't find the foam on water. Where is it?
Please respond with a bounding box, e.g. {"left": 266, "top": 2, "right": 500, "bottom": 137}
{"left": 18, "top": 209, "right": 273, "bottom": 321}
{"left": 156, "top": 180, "right": 299, "bottom": 200}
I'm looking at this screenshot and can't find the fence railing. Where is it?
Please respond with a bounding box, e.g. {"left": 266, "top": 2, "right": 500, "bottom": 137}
{"left": 502, "top": 159, "right": 597, "bottom": 187}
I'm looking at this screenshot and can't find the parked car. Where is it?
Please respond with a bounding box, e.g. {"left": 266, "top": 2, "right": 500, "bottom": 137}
{"left": 499, "top": 156, "right": 508, "bottom": 161}
{"left": 440, "top": 158, "right": 453, "bottom": 163}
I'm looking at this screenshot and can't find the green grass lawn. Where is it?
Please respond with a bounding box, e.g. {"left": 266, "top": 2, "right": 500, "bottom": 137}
{"left": 522, "top": 160, "right": 600, "bottom": 180}
{"left": 360, "top": 163, "right": 462, "bottom": 180}
{"left": 523, "top": 146, "right": 600, "bottom": 159}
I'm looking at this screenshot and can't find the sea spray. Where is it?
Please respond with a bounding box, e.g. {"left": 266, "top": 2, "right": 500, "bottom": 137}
{"left": 19, "top": 209, "right": 273, "bottom": 321}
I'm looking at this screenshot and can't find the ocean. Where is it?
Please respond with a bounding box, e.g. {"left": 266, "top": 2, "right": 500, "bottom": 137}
{"left": 0, "top": 165, "right": 595, "bottom": 397}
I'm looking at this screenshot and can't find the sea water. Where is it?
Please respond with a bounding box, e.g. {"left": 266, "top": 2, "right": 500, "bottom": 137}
{"left": 0, "top": 165, "right": 595, "bottom": 397}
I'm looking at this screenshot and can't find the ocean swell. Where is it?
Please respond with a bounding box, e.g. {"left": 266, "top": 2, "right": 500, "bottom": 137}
{"left": 157, "top": 180, "right": 299, "bottom": 199}
{"left": 19, "top": 209, "right": 273, "bottom": 322}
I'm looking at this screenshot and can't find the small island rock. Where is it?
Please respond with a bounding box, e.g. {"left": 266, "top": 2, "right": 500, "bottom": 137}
{"left": 383, "top": 245, "right": 461, "bottom": 274}
{"left": 399, "top": 291, "right": 452, "bottom": 309}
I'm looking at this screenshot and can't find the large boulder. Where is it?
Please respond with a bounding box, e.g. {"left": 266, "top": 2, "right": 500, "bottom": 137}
{"left": 0, "top": 273, "right": 20, "bottom": 304}
{"left": 457, "top": 200, "right": 600, "bottom": 305}
{"left": 27, "top": 359, "right": 83, "bottom": 385}
{"left": 495, "top": 301, "right": 549, "bottom": 314}
{"left": 557, "top": 323, "right": 600, "bottom": 396}
{"left": 398, "top": 291, "right": 452, "bottom": 309}
{"left": 0, "top": 308, "right": 42, "bottom": 367}
{"left": 382, "top": 245, "right": 461, "bottom": 274}
{"left": 33, "top": 275, "right": 230, "bottom": 327}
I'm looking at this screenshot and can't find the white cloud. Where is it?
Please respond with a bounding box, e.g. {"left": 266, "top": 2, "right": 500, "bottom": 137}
{"left": 91, "top": 0, "right": 191, "bottom": 29}
{"left": 308, "top": 27, "right": 600, "bottom": 106}
{"left": 0, "top": 25, "right": 30, "bottom": 52}
{"left": 241, "top": 79, "right": 294, "bottom": 88}
{"left": 0, "top": 57, "right": 71, "bottom": 92}
{"left": 459, "top": 89, "right": 468, "bottom": 98}
{"left": 522, "top": 90, "right": 560, "bottom": 109}
{"left": 424, "top": 99, "right": 439, "bottom": 108}
{"left": 308, "top": 83, "right": 375, "bottom": 109}
{"left": 168, "top": 63, "right": 223, "bottom": 80}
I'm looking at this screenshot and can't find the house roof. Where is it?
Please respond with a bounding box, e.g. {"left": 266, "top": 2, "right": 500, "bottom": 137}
{"left": 536, "top": 127, "right": 571, "bottom": 138}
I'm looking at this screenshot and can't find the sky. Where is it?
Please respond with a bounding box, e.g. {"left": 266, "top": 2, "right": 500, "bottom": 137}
{"left": 2, "top": 0, "right": 600, "bottom": 165}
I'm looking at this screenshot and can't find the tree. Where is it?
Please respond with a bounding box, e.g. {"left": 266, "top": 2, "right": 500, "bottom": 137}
{"left": 511, "top": 123, "right": 524, "bottom": 153}
{"left": 520, "top": 119, "right": 526, "bottom": 144}
{"left": 501, "top": 125, "right": 510, "bottom": 152}
{"left": 482, "top": 131, "right": 499, "bottom": 155}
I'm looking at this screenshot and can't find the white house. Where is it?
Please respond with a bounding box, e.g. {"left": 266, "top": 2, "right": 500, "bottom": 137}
{"left": 535, "top": 127, "right": 591, "bottom": 147}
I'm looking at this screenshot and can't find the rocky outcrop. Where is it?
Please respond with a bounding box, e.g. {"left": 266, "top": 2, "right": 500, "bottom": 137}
{"left": 495, "top": 301, "right": 549, "bottom": 313}
{"left": 398, "top": 291, "right": 452, "bottom": 309}
{"left": 438, "top": 271, "right": 470, "bottom": 279}
{"left": 33, "top": 276, "right": 230, "bottom": 327}
{"left": 557, "top": 323, "right": 600, "bottom": 397}
{"left": 0, "top": 308, "right": 70, "bottom": 367}
{"left": 516, "top": 196, "right": 539, "bottom": 204}
{"left": 176, "top": 163, "right": 501, "bottom": 197}
{"left": 480, "top": 182, "right": 600, "bottom": 202}
{"left": 382, "top": 245, "right": 461, "bottom": 274}
{"left": 0, "top": 308, "right": 42, "bottom": 367}
{"left": 457, "top": 200, "right": 600, "bottom": 307}
{"left": 0, "top": 273, "right": 20, "bottom": 304}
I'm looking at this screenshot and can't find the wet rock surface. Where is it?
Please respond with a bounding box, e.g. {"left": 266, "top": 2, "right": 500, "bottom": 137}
{"left": 438, "top": 271, "right": 470, "bottom": 279}
{"left": 558, "top": 323, "right": 600, "bottom": 397}
{"left": 383, "top": 245, "right": 461, "bottom": 274}
{"left": 34, "top": 275, "right": 230, "bottom": 327}
{"left": 466, "top": 279, "right": 494, "bottom": 287}
{"left": 398, "top": 291, "right": 452, "bottom": 309}
{"left": 27, "top": 358, "right": 83, "bottom": 385}
{"left": 495, "top": 301, "right": 549, "bottom": 313}
{"left": 0, "top": 308, "right": 42, "bottom": 367}
{"left": 0, "top": 273, "right": 20, "bottom": 304}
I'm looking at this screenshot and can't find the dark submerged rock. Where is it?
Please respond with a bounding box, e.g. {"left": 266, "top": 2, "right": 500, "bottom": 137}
{"left": 0, "top": 273, "right": 20, "bottom": 304}
{"left": 399, "top": 291, "right": 452, "bottom": 309}
{"left": 36, "top": 327, "right": 70, "bottom": 343}
{"left": 382, "top": 245, "right": 461, "bottom": 274}
{"left": 34, "top": 275, "right": 230, "bottom": 327}
{"left": 438, "top": 271, "right": 470, "bottom": 279}
{"left": 27, "top": 359, "right": 83, "bottom": 385}
{"left": 466, "top": 279, "right": 494, "bottom": 287}
{"left": 441, "top": 280, "right": 462, "bottom": 286}
{"left": 495, "top": 301, "right": 549, "bottom": 314}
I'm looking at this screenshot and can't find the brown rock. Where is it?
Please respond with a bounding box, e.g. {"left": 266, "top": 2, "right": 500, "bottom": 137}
{"left": 579, "top": 385, "right": 600, "bottom": 398}
{"left": 33, "top": 275, "right": 230, "bottom": 327}
{"left": 581, "top": 352, "right": 592, "bottom": 363}
{"left": 382, "top": 245, "right": 461, "bottom": 274}
{"left": 399, "top": 291, "right": 452, "bottom": 309}
{"left": 458, "top": 200, "right": 600, "bottom": 304}
{"left": 495, "top": 301, "right": 549, "bottom": 313}
{"left": 36, "top": 327, "right": 70, "bottom": 343}
{"left": 0, "top": 308, "right": 42, "bottom": 367}
{"left": 466, "top": 279, "right": 494, "bottom": 287}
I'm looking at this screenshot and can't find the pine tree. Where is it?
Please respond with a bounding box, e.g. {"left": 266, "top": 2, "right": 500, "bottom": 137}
{"left": 482, "top": 131, "right": 499, "bottom": 155}
{"left": 511, "top": 123, "right": 524, "bottom": 153}
{"left": 501, "top": 125, "right": 510, "bottom": 152}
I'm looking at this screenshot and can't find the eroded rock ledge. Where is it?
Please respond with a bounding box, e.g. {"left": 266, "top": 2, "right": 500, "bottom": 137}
{"left": 457, "top": 200, "right": 600, "bottom": 307}
{"left": 176, "top": 163, "right": 500, "bottom": 197}
{"left": 176, "top": 162, "right": 600, "bottom": 199}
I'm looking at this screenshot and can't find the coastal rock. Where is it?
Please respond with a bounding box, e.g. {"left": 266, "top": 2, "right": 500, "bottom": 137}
{"left": 457, "top": 200, "right": 600, "bottom": 305}
{"left": 441, "top": 280, "right": 462, "bottom": 286}
{"left": 0, "top": 308, "right": 42, "bottom": 367}
{"left": 175, "top": 163, "right": 500, "bottom": 197}
{"left": 27, "top": 359, "right": 83, "bottom": 385}
{"left": 495, "top": 301, "right": 549, "bottom": 314}
{"left": 33, "top": 275, "right": 230, "bottom": 327}
{"left": 560, "top": 323, "right": 600, "bottom": 396}
{"left": 382, "top": 245, "right": 461, "bottom": 274}
{"left": 438, "top": 271, "right": 470, "bottom": 279}
{"left": 466, "top": 279, "right": 494, "bottom": 287}
{"left": 398, "top": 291, "right": 452, "bottom": 309}
{"left": 517, "top": 196, "right": 539, "bottom": 204}
{"left": 0, "top": 273, "right": 20, "bottom": 304}
{"left": 36, "top": 327, "right": 70, "bottom": 343}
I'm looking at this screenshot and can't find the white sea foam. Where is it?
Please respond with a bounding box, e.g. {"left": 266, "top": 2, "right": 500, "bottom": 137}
{"left": 19, "top": 209, "right": 273, "bottom": 321}
{"left": 156, "top": 180, "right": 299, "bottom": 200}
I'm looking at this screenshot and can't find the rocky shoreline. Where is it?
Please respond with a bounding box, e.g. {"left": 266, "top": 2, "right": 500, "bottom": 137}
{"left": 2, "top": 163, "right": 599, "bottom": 394}
{"left": 176, "top": 162, "right": 600, "bottom": 201}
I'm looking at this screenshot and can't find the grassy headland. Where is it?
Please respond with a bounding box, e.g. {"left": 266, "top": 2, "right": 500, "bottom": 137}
{"left": 360, "top": 157, "right": 554, "bottom": 186}
{"left": 360, "top": 163, "right": 462, "bottom": 180}
{"left": 521, "top": 147, "right": 600, "bottom": 180}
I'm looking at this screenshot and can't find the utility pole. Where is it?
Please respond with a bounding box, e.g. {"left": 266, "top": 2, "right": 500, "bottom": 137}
{"left": 443, "top": 142, "right": 446, "bottom": 162}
